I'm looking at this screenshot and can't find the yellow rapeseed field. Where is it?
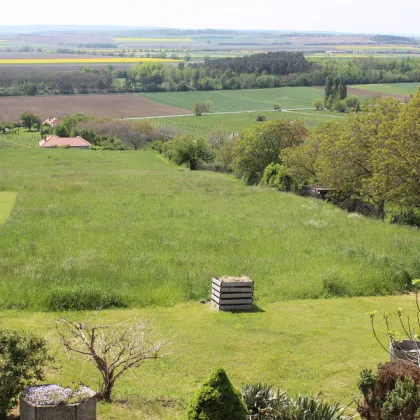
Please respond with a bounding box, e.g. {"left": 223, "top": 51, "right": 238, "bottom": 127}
{"left": 0, "top": 57, "right": 181, "bottom": 64}
{"left": 115, "top": 37, "right": 192, "bottom": 42}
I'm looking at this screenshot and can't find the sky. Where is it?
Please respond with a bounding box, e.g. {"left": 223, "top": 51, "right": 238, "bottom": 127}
{"left": 1, "top": 0, "right": 419, "bottom": 35}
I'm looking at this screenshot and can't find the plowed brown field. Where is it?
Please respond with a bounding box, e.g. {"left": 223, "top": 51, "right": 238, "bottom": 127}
{"left": 0, "top": 94, "right": 190, "bottom": 121}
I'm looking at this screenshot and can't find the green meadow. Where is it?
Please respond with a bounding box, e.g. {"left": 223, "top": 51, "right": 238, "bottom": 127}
{"left": 0, "top": 191, "right": 17, "bottom": 224}
{"left": 2, "top": 149, "right": 420, "bottom": 419}
{"left": 350, "top": 82, "right": 419, "bottom": 95}
{"left": 157, "top": 110, "right": 342, "bottom": 134}
{"left": 1, "top": 149, "right": 420, "bottom": 310}
{"left": 138, "top": 84, "right": 418, "bottom": 114}
{"left": 138, "top": 87, "right": 325, "bottom": 112}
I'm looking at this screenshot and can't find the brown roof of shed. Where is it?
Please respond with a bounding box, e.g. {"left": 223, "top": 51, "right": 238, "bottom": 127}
{"left": 40, "top": 135, "right": 91, "bottom": 148}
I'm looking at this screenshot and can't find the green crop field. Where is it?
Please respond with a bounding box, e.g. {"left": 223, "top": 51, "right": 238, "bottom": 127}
{"left": 0, "top": 131, "right": 41, "bottom": 149}
{"left": 350, "top": 82, "right": 419, "bottom": 95}
{"left": 157, "top": 110, "right": 343, "bottom": 134}
{"left": 138, "top": 87, "right": 325, "bottom": 112}
{"left": 1, "top": 149, "right": 419, "bottom": 310}
{"left": 3, "top": 295, "right": 416, "bottom": 419}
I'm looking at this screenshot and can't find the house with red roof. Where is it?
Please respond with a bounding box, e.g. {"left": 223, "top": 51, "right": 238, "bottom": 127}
{"left": 39, "top": 135, "right": 91, "bottom": 149}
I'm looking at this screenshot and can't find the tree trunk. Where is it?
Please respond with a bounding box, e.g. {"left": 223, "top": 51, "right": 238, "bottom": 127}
{"left": 99, "top": 380, "right": 115, "bottom": 402}
{"left": 376, "top": 199, "right": 385, "bottom": 219}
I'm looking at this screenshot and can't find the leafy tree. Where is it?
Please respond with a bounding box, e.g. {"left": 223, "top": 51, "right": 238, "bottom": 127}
{"left": 273, "top": 103, "right": 281, "bottom": 111}
{"left": 345, "top": 96, "right": 361, "bottom": 112}
{"left": 261, "top": 163, "right": 294, "bottom": 192}
{"left": 286, "top": 97, "right": 402, "bottom": 217}
{"left": 312, "top": 98, "right": 324, "bottom": 110}
{"left": 325, "top": 76, "right": 347, "bottom": 110}
{"left": 333, "top": 100, "right": 348, "bottom": 113}
{"left": 0, "top": 329, "right": 49, "bottom": 419}
{"left": 371, "top": 92, "right": 420, "bottom": 207}
{"left": 20, "top": 112, "right": 41, "bottom": 132}
{"left": 187, "top": 367, "right": 248, "bottom": 420}
{"left": 232, "top": 119, "right": 306, "bottom": 184}
{"left": 53, "top": 124, "right": 71, "bottom": 137}
{"left": 53, "top": 114, "right": 88, "bottom": 138}
{"left": 324, "top": 76, "right": 334, "bottom": 106}
{"left": 166, "top": 134, "right": 214, "bottom": 170}
{"left": 283, "top": 136, "right": 320, "bottom": 185}
{"left": 193, "top": 101, "right": 212, "bottom": 116}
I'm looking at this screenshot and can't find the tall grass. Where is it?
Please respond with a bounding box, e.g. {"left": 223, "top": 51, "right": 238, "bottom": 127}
{"left": 1, "top": 149, "right": 420, "bottom": 310}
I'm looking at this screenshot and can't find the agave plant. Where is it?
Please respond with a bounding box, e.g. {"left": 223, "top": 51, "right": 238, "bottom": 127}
{"left": 291, "top": 394, "right": 355, "bottom": 420}
{"left": 241, "top": 383, "right": 355, "bottom": 420}
{"left": 241, "top": 383, "right": 288, "bottom": 419}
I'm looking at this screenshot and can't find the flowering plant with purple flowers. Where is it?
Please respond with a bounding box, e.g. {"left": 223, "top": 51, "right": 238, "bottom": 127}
{"left": 23, "top": 385, "right": 96, "bottom": 407}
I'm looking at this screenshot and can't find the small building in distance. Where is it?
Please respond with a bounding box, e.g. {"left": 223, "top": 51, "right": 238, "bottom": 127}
{"left": 39, "top": 135, "right": 91, "bottom": 149}
{"left": 43, "top": 117, "right": 60, "bottom": 127}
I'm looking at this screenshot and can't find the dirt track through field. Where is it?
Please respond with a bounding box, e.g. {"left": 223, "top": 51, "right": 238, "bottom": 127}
{"left": 0, "top": 94, "right": 190, "bottom": 121}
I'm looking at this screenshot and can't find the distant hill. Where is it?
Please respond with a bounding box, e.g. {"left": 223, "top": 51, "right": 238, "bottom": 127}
{"left": 0, "top": 25, "right": 168, "bottom": 35}
{"left": 370, "top": 34, "right": 419, "bottom": 44}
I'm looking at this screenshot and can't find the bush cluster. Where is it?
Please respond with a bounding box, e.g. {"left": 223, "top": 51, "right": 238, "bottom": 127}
{"left": 0, "top": 329, "right": 49, "bottom": 419}
{"left": 357, "top": 361, "right": 420, "bottom": 419}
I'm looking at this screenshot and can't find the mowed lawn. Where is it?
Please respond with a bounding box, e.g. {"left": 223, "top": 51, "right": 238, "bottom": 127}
{"left": 138, "top": 87, "right": 325, "bottom": 112}
{"left": 1, "top": 150, "right": 420, "bottom": 310}
{"left": 0, "top": 191, "right": 17, "bottom": 224}
{"left": 3, "top": 295, "right": 417, "bottom": 419}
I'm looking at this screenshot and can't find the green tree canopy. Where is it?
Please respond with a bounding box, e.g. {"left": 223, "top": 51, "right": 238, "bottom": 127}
{"left": 0, "top": 329, "right": 49, "bottom": 419}
{"left": 20, "top": 112, "right": 41, "bottom": 132}
{"left": 165, "top": 134, "right": 214, "bottom": 170}
{"left": 232, "top": 119, "right": 306, "bottom": 184}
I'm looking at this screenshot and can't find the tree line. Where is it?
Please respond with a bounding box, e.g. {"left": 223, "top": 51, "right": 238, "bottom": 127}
{"left": 2, "top": 54, "right": 420, "bottom": 96}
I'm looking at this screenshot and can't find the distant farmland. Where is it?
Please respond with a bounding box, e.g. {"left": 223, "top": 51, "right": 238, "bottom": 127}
{"left": 138, "top": 87, "right": 325, "bottom": 112}
{"left": 0, "top": 57, "right": 180, "bottom": 65}
{"left": 0, "top": 94, "right": 190, "bottom": 121}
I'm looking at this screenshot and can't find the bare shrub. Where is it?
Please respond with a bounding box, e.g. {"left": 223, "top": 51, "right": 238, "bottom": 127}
{"left": 56, "top": 313, "right": 168, "bottom": 402}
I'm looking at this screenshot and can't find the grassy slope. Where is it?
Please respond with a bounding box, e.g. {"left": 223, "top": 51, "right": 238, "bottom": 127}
{"left": 2, "top": 296, "right": 417, "bottom": 419}
{"left": 350, "top": 82, "right": 419, "bottom": 95}
{"left": 1, "top": 150, "right": 420, "bottom": 310}
{"left": 0, "top": 191, "right": 17, "bottom": 224}
{"left": 158, "top": 110, "right": 342, "bottom": 134}
{"left": 138, "top": 87, "right": 325, "bottom": 112}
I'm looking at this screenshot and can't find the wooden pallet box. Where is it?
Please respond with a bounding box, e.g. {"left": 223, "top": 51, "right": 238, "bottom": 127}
{"left": 211, "top": 276, "right": 254, "bottom": 311}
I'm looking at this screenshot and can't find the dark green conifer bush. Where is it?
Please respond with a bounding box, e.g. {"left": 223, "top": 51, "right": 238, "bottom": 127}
{"left": 187, "top": 367, "right": 248, "bottom": 420}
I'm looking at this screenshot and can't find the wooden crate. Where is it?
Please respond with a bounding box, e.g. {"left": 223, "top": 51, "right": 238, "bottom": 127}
{"left": 211, "top": 277, "right": 254, "bottom": 311}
